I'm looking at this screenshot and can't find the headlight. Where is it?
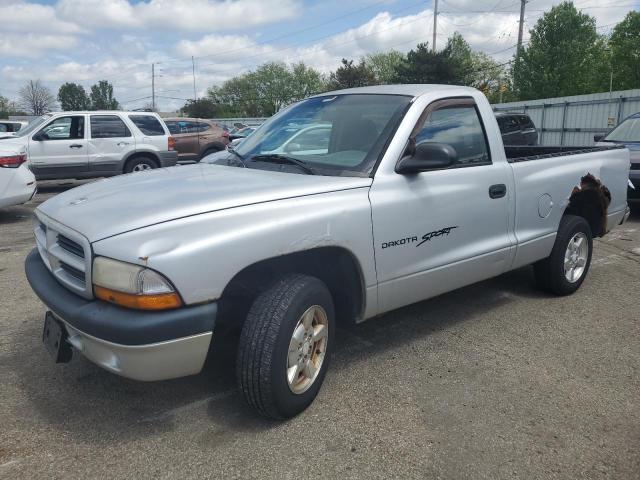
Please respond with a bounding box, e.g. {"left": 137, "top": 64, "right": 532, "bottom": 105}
{"left": 92, "top": 257, "right": 182, "bottom": 310}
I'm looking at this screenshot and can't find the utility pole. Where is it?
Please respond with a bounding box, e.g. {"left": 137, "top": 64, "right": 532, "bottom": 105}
{"left": 516, "top": 0, "right": 527, "bottom": 60}
{"left": 191, "top": 56, "right": 197, "bottom": 101}
{"left": 151, "top": 63, "right": 155, "bottom": 111}
{"left": 432, "top": 0, "right": 438, "bottom": 52}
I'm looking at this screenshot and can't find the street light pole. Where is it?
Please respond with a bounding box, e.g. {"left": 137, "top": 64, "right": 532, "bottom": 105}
{"left": 432, "top": 0, "right": 438, "bottom": 52}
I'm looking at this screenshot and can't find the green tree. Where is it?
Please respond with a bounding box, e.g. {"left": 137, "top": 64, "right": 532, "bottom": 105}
{"left": 208, "top": 62, "right": 326, "bottom": 117}
{"left": 180, "top": 98, "right": 222, "bottom": 118}
{"left": 57, "top": 82, "right": 90, "bottom": 111}
{"left": 393, "top": 42, "right": 467, "bottom": 85}
{"left": 513, "top": 2, "right": 607, "bottom": 100}
{"left": 90, "top": 80, "right": 119, "bottom": 110}
{"left": 609, "top": 11, "right": 640, "bottom": 91}
{"left": 328, "top": 59, "right": 377, "bottom": 90}
{"left": 365, "top": 50, "right": 406, "bottom": 84}
{"left": 0, "top": 94, "right": 9, "bottom": 118}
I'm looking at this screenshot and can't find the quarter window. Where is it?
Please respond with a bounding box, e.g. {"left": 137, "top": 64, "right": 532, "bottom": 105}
{"left": 414, "top": 103, "right": 491, "bottom": 167}
{"left": 90, "top": 115, "right": 131, "bottom": 138}
{"left": 128, "top": 115, "right": 165, "bottom": 136}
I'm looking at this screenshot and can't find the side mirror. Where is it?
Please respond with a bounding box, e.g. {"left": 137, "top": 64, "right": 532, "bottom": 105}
{"left": 32, "top": 131, "right": 48, "bottom": 141}
{"left": 594, "top": 134, "right": 605, "bottom": 142}
{"left": 396, "top": 142, "right": 457, "bottom": 174}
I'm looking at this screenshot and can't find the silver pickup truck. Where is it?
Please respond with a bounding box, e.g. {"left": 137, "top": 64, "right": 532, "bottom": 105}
{"left": 25, "top": 85, "right": 631, "bottom": 419}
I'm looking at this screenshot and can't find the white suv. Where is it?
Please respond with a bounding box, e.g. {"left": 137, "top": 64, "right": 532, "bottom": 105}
{"left": 0, "top": 111, "right": 177, "bottom": 180}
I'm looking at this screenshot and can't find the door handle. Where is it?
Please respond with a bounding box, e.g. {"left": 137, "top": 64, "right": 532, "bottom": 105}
{"left": 117, "top": 142, "right": 131, "bottom": 146}
{"left": 489, "top": 184, "right": 507, "bottom": 199}
{"left": 69, "top": 144, "right": 83, "bottom": 148}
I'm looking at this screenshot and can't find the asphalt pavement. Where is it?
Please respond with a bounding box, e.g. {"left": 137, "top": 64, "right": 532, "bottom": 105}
{"left": 1, "top": 180, "right": 638, "bottom": 479}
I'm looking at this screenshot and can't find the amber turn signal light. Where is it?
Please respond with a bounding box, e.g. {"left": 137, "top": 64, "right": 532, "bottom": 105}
{"left": 94, "top": 285, "right": 183, "bottom": 311}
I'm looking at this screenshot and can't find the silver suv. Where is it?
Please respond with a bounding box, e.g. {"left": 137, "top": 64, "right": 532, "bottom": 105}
{"left": 0, "top": 111, "right": 177, "bottom": 180}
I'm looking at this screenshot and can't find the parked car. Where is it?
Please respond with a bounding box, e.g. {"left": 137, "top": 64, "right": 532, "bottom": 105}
{"left": 496, "top": 112, "right": 538, "bottom": 145}
{"left": 0, "top": 111, "right": 177, "bottom": 180}
{"left": 26, "top": 85, "right": 630, "bottom": 420}
{"left": 0, "top": 144, "right": 36, "bottom": 209}
{"left": 229, "top": 126, "right": 255, "bottom": 141}
{"left": 163, "top": 118, "right": 229, "bottom": 163}
{"left": 0, "top": 120, "right": 28, "bottom": 138}
{"left": 595, "top": 112, "right": 640, "bottom": 201}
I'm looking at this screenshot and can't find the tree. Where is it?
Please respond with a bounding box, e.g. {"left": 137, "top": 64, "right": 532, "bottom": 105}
{"left": 609, "top": 11, "right": 640, "bottom": 91}
{"left": 208, "top": 62, "right": 326, "bottom": 117}
{"left": 328, "top": 59, "right": 377, "bottom": 90}
{"left": 0, "top": 94, "right": 10, "bottom": 118}
{"left": 393, "top": 42, "right": 468, "bottom": 85}
{"left": 58, "top": 82, "right": 90, "bottom": 111}
{"left": 180, "top": 98, "right": 221, "bottom": 118}
{"left": 512, "top": 2, "right": 607, "bottom": 100}
{"left": 90, "top": 80, "right": 119, "bottom": 110}
{"left": 18, "top": 80, "right": 56, "bottom": 115}
{"left": 365, "top": 51, "right": 406, "bottom": 84}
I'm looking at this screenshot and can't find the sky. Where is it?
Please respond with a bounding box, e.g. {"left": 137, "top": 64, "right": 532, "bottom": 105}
{"left": 1, "top": 0, "right": 638, "bottom": 112}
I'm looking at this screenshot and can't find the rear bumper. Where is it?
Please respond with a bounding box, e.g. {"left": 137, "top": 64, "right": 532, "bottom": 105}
{"left": 25, "top": 248, "right": 216, "bottom": 380}
{"left": 158, "top": 150, "right": 178, "bottom": 167}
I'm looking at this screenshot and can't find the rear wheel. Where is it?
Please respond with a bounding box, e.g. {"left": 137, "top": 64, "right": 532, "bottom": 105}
{"left": 124, "top": 156, "right": 158, "bottom": 173}
{"left": 534, "top": 215, "right": 593, "bottom": 295}
{"left": 236, "top": 274, "right": 334, "bottom": 419}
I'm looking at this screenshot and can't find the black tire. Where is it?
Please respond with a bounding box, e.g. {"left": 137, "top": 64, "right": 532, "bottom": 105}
{"left": 199, "top": 145, "right": 224, "bottom": 161}
{"left": 237, "top": 274, "right": 335, "bottom": 419}
{"left": 124, "top": 156, "right": 158, "bottom": 173}
{"left": 534, "top": 215, "right": 593, "bottom": 295}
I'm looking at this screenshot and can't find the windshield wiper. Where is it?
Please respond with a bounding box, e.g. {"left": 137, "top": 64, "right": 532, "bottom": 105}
{"left": 250, "top": 154, "right": 317, "bottom": 175}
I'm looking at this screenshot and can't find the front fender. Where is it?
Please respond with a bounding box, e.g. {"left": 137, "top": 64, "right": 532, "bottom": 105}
{"left": 91, "top": 188, "right": 377, "bottom": 309}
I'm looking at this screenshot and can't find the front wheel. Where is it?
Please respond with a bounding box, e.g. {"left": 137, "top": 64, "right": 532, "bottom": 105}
{"left": 236, "top": 274, "right": 335, "bottom": 419}
{"left": 534, "top": 215, "right": 593, "bottom": 295}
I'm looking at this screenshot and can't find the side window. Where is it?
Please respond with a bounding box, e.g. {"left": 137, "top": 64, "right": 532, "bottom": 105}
{"left": 128, "top": 115, "right": 165, "bottom": 136}
{"left": 164, "top": 121, "right": 180, "bottom": 135}
{"left": 39, "top": 116, "right": 84, "bottom": 140}
{"left": 90, "top": 115, "right": 131, "bottom": 139}
{"left": 414, "top": 103, "right": 491, "bottom": 167}
{"left": 196, "top": 122, "right": 211, "bottom": 133}
{"left": 0, "top": 124, "right": 7, "bottom": 133}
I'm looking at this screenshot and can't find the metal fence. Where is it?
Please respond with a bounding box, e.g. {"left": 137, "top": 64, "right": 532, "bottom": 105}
{"left": 492, "top": 89, "right": 640, "bottom": 146}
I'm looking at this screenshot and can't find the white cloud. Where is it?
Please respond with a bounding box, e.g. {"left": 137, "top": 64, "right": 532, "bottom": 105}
{"left": 56, "top": 0, "right": 301, "bottom": 32}
{"left": 0, "top": 34, "right": 78, "bottom": 58}
{"left": 1, "top": 1, "right": 84, "bottom": 34}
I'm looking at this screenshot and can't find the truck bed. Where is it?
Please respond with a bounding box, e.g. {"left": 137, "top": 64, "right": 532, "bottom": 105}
{"left": 505, "top": 144, "right": 626, "bottom": 163}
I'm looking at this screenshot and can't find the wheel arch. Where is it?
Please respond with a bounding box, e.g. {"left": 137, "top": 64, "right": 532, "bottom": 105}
{"left": 121, "top": 151, "right": 160, "bottom": 172}
{"left": 216, "top": 246, "right": 366, "bottom": 328}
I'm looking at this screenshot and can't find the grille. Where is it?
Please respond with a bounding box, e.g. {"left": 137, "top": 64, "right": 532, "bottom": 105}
{"left": 57, "top": 234, "right": 85, "bottom": 258}
{"left": 34, "top": 215, "right": 92, "bottom": 299}
{"left": 60, "top": 261, "right": 85, "bottom": 281}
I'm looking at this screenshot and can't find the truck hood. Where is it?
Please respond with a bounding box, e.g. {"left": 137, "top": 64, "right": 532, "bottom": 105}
{"left": 37, "top": 164, "right": 372, "bottom": 242}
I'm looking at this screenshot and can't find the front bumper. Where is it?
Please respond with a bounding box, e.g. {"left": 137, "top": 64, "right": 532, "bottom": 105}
{"left": 25, "top": 248, "right": 216, "bottom": 381}
{"left": 158, "top": 150, "right": 179, "bottom": 167}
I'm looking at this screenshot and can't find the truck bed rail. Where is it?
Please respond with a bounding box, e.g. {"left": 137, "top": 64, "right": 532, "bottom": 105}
{"left": 505, "top": 144, "right": 626, "bottom": 163}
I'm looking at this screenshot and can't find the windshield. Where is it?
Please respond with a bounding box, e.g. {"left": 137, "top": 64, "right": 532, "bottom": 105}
{"left": 604, "top": 116, "right": 640, "bottom": 143}
{"left": 224, "top": 94, "right": 411, "bottom": 176}
{"left": 14, "top": 115, "right": 51, "bottom": 138}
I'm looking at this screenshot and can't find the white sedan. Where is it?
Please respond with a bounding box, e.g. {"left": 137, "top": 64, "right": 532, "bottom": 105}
{"left": 0, "top": 145, "right": 36, "bottom": 208}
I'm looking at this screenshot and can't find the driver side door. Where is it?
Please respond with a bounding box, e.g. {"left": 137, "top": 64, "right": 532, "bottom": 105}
{"left": 28, "top": 115, "right": 88, "bottom": 179}
{"left": 369, "top": 97, "right": 514, "bottom": 314}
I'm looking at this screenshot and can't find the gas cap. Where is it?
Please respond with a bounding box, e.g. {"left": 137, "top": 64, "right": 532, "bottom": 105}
{"left": 538, "top": 193, "right": 553, "bottom": 218}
